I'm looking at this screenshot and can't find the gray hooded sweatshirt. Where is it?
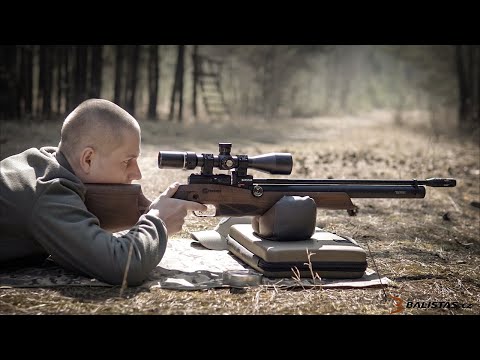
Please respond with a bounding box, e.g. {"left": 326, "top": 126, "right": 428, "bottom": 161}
{"left": 0, "top": 146, "right": 167, "bottom": 285}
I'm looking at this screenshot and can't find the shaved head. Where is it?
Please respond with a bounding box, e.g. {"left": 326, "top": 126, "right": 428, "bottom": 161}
{"left": 58, "top": 99, "right": 141, "bottom": 158}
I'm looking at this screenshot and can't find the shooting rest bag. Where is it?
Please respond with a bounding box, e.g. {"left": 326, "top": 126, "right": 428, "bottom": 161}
{"left": 251, "top": 195, "right": 317, "bottom": 241}
{"left": 190, "top": 195, "right": 316, "bottom": 249}
{"left": 227, "top": 224, "right": 368, "bottom": 279}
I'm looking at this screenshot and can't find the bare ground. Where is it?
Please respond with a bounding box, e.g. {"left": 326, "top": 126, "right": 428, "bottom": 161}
{"left": 1, "top": 110, "right": 479, "bottom": 315}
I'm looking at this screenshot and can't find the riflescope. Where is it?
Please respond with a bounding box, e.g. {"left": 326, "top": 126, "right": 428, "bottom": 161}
{"left": 158, "top": 142, "right": 293, "bottom": 175}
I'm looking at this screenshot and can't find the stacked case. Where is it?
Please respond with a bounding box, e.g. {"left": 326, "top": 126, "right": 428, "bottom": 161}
{"left": 227, "top": 224, "right": 367, "bottom": 279}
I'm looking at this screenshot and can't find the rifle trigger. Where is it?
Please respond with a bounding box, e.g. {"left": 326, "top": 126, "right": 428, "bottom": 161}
{"left": 194, "top": 204, "right": 217, "bottom": 217}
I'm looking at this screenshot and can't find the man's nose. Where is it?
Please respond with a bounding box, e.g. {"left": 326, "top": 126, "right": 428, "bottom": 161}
{"left": 129, "top": 160, "right": 142, "bottom": 181}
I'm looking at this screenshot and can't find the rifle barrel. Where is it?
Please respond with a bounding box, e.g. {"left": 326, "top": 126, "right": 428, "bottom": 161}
{"left": 256, "top": 184, "right": 426, "bottom": 198}
{"left": 255, "top": 177, "right": 456, "bottom": 187}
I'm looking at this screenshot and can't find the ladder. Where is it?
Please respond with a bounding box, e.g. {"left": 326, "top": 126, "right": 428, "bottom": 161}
{"left": 193, "top": 54, "right": 229, "bottom": 118}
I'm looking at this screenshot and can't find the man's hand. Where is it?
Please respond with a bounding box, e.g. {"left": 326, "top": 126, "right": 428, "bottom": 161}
{"left": 147, "top": 182, "right": 207, "bottom": 235}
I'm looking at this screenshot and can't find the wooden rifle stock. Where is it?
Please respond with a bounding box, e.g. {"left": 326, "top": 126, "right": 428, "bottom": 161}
{"left": 83, "top": 183, "right": 359, "bottom": 231}
{"left": 84, "top": 178, "right": 450, "bottom": 230}
{"left": 173, "top": 184, "right": 358, "bottom": 216}
{"left": 84, "top": 183, "right": 152, "bottom": 233}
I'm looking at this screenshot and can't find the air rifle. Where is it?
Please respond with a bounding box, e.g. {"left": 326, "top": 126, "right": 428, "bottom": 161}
{"left": 84, "top": 142, "right": 456, "bottom": 232}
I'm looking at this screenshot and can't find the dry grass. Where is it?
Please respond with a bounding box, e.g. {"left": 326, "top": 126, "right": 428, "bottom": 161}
{"left": 1, "top": 110, "right": 479, "bottom": 315}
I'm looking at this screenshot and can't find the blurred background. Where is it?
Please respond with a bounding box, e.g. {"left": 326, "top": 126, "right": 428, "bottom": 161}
{"left": 0, "top": 45, "right": 478, "bottom": 133}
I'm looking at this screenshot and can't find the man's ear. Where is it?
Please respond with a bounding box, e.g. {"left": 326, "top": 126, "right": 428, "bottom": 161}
{"left": 79, "top": 147, "right": 95, "bottom": 174}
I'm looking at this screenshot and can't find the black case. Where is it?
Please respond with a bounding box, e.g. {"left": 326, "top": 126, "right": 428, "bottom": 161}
{"left": 227, "top": 224, "right": 367, "bottom": 279}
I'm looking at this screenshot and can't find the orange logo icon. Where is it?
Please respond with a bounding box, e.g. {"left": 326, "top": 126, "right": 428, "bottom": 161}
{"left": 389, "top": 294, "right": 405, "bottom": 314}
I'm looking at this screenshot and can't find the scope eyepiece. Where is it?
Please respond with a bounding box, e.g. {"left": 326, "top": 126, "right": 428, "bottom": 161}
{"left": 157, "top": 151, "right": 199, "bottom": 170}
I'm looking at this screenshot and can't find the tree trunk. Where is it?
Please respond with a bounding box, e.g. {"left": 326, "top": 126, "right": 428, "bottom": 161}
{"left": 20, "top": 45, "right": 33, "bottom": 118}
{"left": 324, "top": 48, "right": 339, "bottom": 114}
{"left": 456, "top": 45, "right": 468, "bottom": 126}
{"left": 169, "top": 45, "right": 185, "bottom": 121}
{"left": 38, "top": 45, "right": 46, "bottom": 117}
{"left": 178, "top": 45, "right": 185, "bottom": 121}
{"left": 74, "top": 45, "right": 88, "bottom": 106}
{"left": 148, "top": 45, "right": 159, "bottom": 120}
{"left": 0, "top": 46, "right": 19, "bottom": 119}
{"left": 65, "top": 46, "right": 74, "bottom": 113}
{"left": 89, "top": 45, "right": 103, "bottom": 98}
{"left": 42, "top": 46, "right": 53, "bottom": 118}
{"left": 474, "top": 45, "right": 480, "bottom": 126}
{"left": 192, "top": 45, "right": 199, "bottom": 118}
{"left": 114, "top": 45, "right": 124, "bottom": 106}
{"left": 339, "top": 48, "right": 352, "bottom": 113}
{"left": 125, "top": 45, "right": 139, "bottom": 116}
{"left": 56, "top": 46, "right": 62, "bottom": 114}
{"left": 456, "top": 45, "right": 480, "bottom": 130}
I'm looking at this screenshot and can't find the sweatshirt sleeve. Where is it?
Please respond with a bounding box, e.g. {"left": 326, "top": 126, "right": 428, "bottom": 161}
{"left": 29, "top": 180, "right": 167, "bottom": 286}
